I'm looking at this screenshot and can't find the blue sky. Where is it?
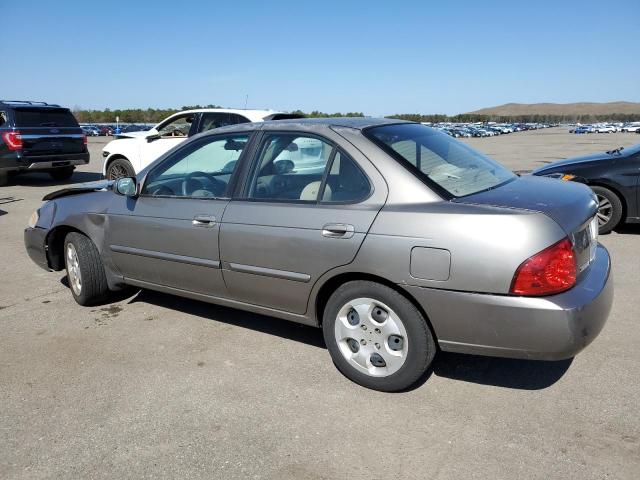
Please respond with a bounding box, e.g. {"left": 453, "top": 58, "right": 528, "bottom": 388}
{"left": 0, "top": 0, "right": 638, "bottom": 115}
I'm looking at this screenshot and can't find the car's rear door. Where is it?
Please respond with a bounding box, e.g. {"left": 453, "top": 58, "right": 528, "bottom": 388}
{"left": 219, "top": 129, "right": 387, "bottom": 314}
{"left": 106, "top": 132, "right": 254, "bottom": 297}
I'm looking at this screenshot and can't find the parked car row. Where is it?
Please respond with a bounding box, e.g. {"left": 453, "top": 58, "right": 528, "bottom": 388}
{"left": 427, "top": 122, "right": 556, "bottom": 138}
{"left": 569, "top": 122, "right": 640, "bottom": 134}
{"left": 80, "top": 123, "right": 153, "bottom": 137}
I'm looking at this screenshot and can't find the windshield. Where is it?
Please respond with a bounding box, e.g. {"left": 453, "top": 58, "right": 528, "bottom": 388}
{"left": 365, "top": 123, "right": 515, "bottom": 198}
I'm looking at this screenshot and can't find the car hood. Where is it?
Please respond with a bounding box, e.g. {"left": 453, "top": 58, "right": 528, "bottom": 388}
{"left": 453, "top": 175, "right": 597, "bottom": 234}
{"left": 532, "top": 152, "right": 610, "bottom": 174}
{"left": 114, "top": 130, "right": 150, "bottom": 139}
{"left": 43, "top": 179, "right": 113, "bottom": 201}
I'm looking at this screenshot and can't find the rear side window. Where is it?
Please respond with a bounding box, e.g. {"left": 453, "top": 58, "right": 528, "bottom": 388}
{"left": 13, "top": 108, "right": 79, "bottom": 127}
{"left": 0, "top": 111, "right": 6, "bottom": 127}
{"left": 247, "top": 133, "right": 370, "bottom": 203}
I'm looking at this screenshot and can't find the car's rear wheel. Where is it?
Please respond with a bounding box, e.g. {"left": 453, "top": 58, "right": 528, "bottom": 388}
{"left": 49, "top": 167, "right": 75, "bottom": 181}
{"left": 591, "top": 185, "right": 623, "bottom": 234}
{"left": 64, "top": 232, "right": 111, "bottom": 306}
{"left": 0, "top": 171, "right": 8, "bottom": 186}
{"left": 106, "top": 158, "right": 134, "bottom": 180}
{"left": 322, "top": 280, "right": 436, "bottom": 392}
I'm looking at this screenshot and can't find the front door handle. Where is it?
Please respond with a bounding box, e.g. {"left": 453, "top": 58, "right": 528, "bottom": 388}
{"left": 322, "top": 223, "right": 355, "bottom": 239}
{"left": 192, "top": 214, "right": 216, "bottom": 227}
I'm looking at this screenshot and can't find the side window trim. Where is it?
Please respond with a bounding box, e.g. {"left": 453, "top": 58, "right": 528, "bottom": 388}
{"left": 139, "top": 132, "right": 255, "bottom": 200}
{"left": 318, "top": 147, "right": 373, "bottom": 205}
{"left": 239, "top": 130, "right": 338, "bottom": 202}
{"left": 237, "top": 131, "right": 373, "bottom": 205}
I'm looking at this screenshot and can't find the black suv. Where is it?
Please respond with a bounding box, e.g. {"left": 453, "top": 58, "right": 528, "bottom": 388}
{"left": 0, "top": 100, "right": 90, "bottom": 185}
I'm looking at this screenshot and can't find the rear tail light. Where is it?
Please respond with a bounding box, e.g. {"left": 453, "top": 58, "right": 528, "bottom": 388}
{"left": 510, "top": 237, "right": 577, "bottom": 296}
{"left": 82, "top": 133, "right": 87, "bottom": 145}
{"left": 2, "top": 131, "right": 23, "bottom": 151}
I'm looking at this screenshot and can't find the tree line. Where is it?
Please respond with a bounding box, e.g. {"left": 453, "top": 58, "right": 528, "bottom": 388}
{"left": 72, "top": 107, "right": 640, "bottom": 124}
{"left": 72, "top": 106, "right": 364, "bottom": 123}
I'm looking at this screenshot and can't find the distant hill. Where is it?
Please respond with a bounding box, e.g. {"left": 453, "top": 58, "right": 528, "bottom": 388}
{"left": 467, "top": 102, "right": 640, "bottom": 117}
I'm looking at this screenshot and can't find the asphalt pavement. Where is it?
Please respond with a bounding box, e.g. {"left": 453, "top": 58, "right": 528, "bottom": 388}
{"left": 1, "top": 129, "right": 639, "bottom": 479}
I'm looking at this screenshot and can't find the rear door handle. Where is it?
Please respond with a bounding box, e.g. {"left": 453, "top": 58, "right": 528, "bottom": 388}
{"left": 322, "top": 223, "right": 355, "bottom": 239}
{"left": 192, "top": 214, "right": 216, "bottom": 227}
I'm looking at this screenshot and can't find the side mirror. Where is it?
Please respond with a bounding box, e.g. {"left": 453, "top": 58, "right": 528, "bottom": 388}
{"left": 114, "top": 177, "right": 137, "bottom": 197}
{"left": 146, "top": 133, "right": 161, "bottom": 143}
{"left": 274, "top": 159, "right": 295, "bottom": 174}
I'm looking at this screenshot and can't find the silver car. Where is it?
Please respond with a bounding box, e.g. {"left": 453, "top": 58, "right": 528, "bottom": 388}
{"left": 24, "top": 118, "right": 613, "bottom": 391}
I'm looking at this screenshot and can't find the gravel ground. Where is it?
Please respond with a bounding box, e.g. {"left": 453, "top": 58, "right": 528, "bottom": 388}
{"left": 1, "top": 128, "right": 639, "bottom": 479}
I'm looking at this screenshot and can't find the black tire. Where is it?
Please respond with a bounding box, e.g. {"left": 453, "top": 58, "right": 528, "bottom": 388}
{"left": 591, "top": 185, "right": 623, "bottom": 234}
{"left": 106, "top": 157, "right": 135, "bottom": 180}
{"left": 63, "top": 232, "right": 111, "bottom": 306}
{"left": 49, "top": 167, "right": 75, "bottom": 181}
{"left": 0, "top": 171, "right": 8, "bottom": 186}
{"left": 322, "top": 281, "right": 436, "bottom": 392}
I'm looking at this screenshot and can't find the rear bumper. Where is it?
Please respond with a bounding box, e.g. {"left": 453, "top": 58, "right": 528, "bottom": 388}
{"left": 24, "top": 227, "right": 50, "bottom": 271}
{"left": 404, "top": 244, "right": 613, "bottom": 360}
{"left": 1, "top": 152, "right": 89, "bottom": 172}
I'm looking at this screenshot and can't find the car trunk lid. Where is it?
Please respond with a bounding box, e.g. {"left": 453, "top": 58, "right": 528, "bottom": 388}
{"left": 454, "top": 175, "right": 599, "bottom": 275}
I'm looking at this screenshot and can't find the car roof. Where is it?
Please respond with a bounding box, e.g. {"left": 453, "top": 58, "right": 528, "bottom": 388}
{"left": 209, "top": 116, "right": 409, "bottom": 135}
{"left": 169, "top": 108, "right": 286, "bottom": 123}
{"left": 0, "top": 100, "right": 64, "bottom": 109}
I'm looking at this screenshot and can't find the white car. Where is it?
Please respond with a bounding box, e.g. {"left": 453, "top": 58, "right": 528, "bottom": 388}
{"left": 621, "top": 124, "right": 640, "bottom": 133}
{"left": 593, "top": 125, "right": 616, "bottom": 133}
{"left": 102, "top": 109, "right": 299, "bottom": 179}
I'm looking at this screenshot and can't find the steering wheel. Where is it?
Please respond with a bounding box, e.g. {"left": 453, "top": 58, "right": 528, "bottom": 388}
{"left": 181, "top": 171, "right": 225, "bottom": 197}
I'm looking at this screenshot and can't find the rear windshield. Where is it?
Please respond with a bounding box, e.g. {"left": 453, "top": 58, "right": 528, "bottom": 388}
{"left": 365, "top": 123, "right": 515, "bottom": 198}
{"left": 14, "top": 108, "right": 79, "bottom": 128}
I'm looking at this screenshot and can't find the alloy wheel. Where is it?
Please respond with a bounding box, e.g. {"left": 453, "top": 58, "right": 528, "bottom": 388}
{"left": 108, "top": 163, "right": 129, "bottom": 180}
{"left": 596, "top": 194, "right": 612, "bottom": 227}
{"left": 66, "top": 243, "right": 82, "bottom": 296}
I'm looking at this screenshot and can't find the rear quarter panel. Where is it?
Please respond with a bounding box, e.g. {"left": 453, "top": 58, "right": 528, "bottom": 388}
{"left": 354, "top": 202, "right": 567, "bottom": 294}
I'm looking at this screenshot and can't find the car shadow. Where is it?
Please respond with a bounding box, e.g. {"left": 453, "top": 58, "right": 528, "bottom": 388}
{"left": 111, "top": 287, "right": 572, "bottom": 390}
{"left": 127, "top": 288, "right": 327, "bottom": 349}
{"left": 7, "top": 171, "right": 102, "bottom": 187}
{"left": 614, "top": 223, "right": 640, "bottom": 235}
{"left": 58, "top": 274, "right": 576, "bottom": 391}
{"left": 432, "top": 352, "right": 572, "bottom": 390}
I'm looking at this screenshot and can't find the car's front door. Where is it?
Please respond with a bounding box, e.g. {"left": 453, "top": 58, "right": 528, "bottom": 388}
{"left": 107, "top": 132, "right": 252, "bottom": 296}
{"left": 219, "top": 130, "right": 387, "bottom": 314}
{"left": 141, "top": 112, "right": 198, "bottom": 167}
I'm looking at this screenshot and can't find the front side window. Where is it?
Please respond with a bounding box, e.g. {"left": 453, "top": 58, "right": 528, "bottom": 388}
{"left": 200, "top": 113, "right": 250, "bottom": 133}
{"left": 142, "top": 134, "right": 249, "bottom": 198}
{"left": 156, "top": 114, "right": 194, "bottom": 138}
{"left": 365, "top": 123, "right": 515, "bottom": 198}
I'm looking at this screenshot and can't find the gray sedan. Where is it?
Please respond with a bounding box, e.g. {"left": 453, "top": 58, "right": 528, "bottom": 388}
{"left": 24, "top": 118, "right": 612, "bottom": 391}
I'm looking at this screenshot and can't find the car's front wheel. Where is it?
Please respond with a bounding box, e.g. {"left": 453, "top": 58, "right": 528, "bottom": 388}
{"left": 323, "top": 281, "right": 436, "bottom": 392}
{"left": 591, "top": 185, "right": 623, "bottom": 234}
{"left": 64, "top": 232, "right": 111, "bottom": 306}
{"left": 106, "top": 158, "right": 135, "bottom": 180}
